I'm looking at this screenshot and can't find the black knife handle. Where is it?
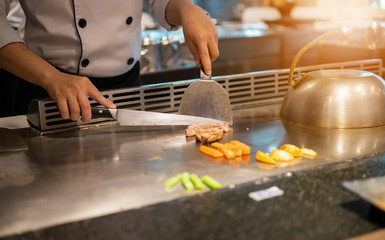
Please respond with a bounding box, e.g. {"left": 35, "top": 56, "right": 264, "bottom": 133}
{"left": 91, "top": 107, "right": 113, "bottom": 119}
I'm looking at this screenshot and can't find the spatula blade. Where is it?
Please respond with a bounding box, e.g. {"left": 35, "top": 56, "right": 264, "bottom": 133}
{"left": 0, "top": 128, "right": 28, "bottom": 153}
{"left": 178, "top": 80, "right": 233, "bottom": 124}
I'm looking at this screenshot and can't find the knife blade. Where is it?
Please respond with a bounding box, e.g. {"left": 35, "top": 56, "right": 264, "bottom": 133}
{"left": 91, "top": 107, "right": 223, "bottom": 126}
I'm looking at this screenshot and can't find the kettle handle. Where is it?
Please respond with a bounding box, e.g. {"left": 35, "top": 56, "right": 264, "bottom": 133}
{"left": 288, "top": 27, "right": 342, "bottom": 87}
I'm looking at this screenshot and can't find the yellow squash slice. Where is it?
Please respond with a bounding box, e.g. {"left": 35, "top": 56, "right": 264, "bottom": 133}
{"left": 301, "top": 148, "right": 317, "bottom": 158}
{"left": 256, "top": 151, "right": 276, "bottom": 165}
{"left": 271, "top": 149, "right": 294, "bottom": 162}
{"left": 280, "top": 144, "right": 302, "bottom": 157}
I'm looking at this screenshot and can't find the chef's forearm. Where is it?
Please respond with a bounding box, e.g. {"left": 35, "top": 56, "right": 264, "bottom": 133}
{"left": 0, "top": 42, "right": 60, "bottom": 89}
{"left": 165, "top": 0, "right": 198, "bottom": 26}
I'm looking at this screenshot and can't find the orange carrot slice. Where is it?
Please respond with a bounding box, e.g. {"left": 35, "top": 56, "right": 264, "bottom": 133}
{"left": 211, "top": 142, "right": 225, "bottom": 148}
{"left": 230, "top": 140, "right": 251, "bottom": 155}
{"left": 224, "top": 143, "right": 242, "bottom": 157}
{"left": 199, "top": 145, "right": 224, "bottom": 158}
{"left": 218, "top": 147, "right": 236, "bottom": 159}
{"left": 211, "top": 142, "right": 236, "bottom": 159}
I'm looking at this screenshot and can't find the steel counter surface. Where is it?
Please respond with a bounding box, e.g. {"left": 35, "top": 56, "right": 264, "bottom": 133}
{"left": 2, "top": 104, "right": 385, "bottom": 237}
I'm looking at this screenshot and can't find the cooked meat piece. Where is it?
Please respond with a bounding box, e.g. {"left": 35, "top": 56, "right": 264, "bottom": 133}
{"left": 194, "top": 127, "right": 224, "bottom": 142}
{"left": 185, "top": 123, "right": 230, "bottom": 135}
{"left": 220, "top": 123, "right": 231, "bottom": 133}
{"left": 185, "top": 122, "right": 231, "bottom": 142}
{"left": 185, "top": 127, "right": 196, "bottom": 137}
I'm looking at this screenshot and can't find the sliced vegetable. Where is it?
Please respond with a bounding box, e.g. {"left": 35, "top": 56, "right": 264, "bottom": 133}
{"left": 181, "top": 172, "right": 194, "bottom": 190}
{"left": 211, "top": 142, "right": 225, "bottom": 148}
{"left": 256, "top": 151, "right": 276, "bottom": 165}
{"left": 218, "top": 147, "right": 236, "bottom": 159}
{"left": 211, "top": 142, "right": 235, "bottom": 159}
{"left": 202, "top": 175, "right": 222, "bottom": 189}
{"left": 224, "top": 143, "right": 242, "bottom": 157}
{"left": 203, "top": 140, "right": 250, "bottom": 163}
{"left": 280, "top": 144, "right": 302, "bottom": 157}
{"left": 271, "top": 149, "right": 294, "bottom": 162}
{"left": 301, "top": 147, "right": 317, "bottom": 158}
{"left": 230, "top": 140, "right": 251, "bottom": 155}
{"left": 189, "top": 173, "right": 205, "bottom": 190}
{"left": 164, "top": 174, "right": 182, "bottom": 188}
{"left": 199, "top": 145, "right": 224, "bottom": 158}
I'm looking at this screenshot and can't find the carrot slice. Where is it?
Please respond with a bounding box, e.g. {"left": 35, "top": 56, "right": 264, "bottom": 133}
{"left": 223, "top": 143, "right": 235, "bottom": 148}
{"left": 199, "top": 145, "right": 224, "bottom": 158}
{"left": 230, "top": 140, "right": 251, "bottom": 155}
{"left": 211, "top": 142, "right": 225, "bottom": 148}
{"left": 218, "top": 147, "right": 236, "bottom": 159}
{"left": 211, "top": 142, "right": 236, "bottom": 159}
{"left": 256, "top": 151, "right": 276, "bottom": 165}
{"left": 224, "top": 143, "right": 242, "bottom": 157}
{"left": 233, "top": 148, "right": 243, "bottom": 157}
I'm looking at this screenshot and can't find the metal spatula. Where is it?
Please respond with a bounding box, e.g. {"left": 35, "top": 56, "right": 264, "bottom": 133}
{"left": 178, "top": 67, "right": 233, "bottom": 124}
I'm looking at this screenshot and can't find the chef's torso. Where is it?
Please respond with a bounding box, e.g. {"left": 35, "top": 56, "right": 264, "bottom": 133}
{"left": 18, "top": 0, "right": 143, "bottom": 77}
{"left": 1, "top": 0, "right": 175, "bottom": 77}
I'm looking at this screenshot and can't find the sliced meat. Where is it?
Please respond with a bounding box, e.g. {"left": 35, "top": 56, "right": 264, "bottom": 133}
{"left": 194, "top": 127, "right": 224, "bottom": 142}
{"left": 185, "top": 127, "right": 196, "bottom": 137}
{"left": 185, "top": 122, "right": 231, "bottom": 142}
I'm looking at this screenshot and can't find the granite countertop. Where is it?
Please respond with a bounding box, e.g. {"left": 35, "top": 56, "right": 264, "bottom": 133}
{"left": 3, "top": 153, "right": 385, "bottom": 240}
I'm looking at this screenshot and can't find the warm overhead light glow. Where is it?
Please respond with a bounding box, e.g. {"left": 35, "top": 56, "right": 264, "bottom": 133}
{"left": 317, "top": 0, "right": 373, "bottom": 28}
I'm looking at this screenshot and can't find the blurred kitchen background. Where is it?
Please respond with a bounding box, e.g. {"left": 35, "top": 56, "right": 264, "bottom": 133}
{"left": 7, "top": 0, "right": 385, "bottom": 84}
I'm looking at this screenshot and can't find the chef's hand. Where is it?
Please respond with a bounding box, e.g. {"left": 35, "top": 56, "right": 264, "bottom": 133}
{"left": 0, "top": 42, "right": 116, "bottom": 123}
{"left": 165, "top": 0, "right": 219, "bottom": 76}
{"left": 43, "top": 72, "right": 116, "bottom": 123}
{"left": 181, "top": 6, "right": 219, "bottom": 75}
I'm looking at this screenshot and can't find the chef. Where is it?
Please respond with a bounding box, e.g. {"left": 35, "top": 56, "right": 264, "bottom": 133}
{"left": 0, "top": 0, "right": 219, "bottom": 123}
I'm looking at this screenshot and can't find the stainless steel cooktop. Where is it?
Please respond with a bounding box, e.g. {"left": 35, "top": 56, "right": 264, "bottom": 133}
{"left": 2, "top": 102, "right": 385, "bottom": 238}
{"left": 1, "top": 59, "right": 384, "bottom": 238}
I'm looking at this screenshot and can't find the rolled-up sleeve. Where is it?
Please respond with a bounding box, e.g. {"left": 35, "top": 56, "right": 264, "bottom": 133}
{"left": 145, "top": 0, "right": 180, "bottom": 31}
{"left": 0, "top": 0, "right": 23, "bottom": 49}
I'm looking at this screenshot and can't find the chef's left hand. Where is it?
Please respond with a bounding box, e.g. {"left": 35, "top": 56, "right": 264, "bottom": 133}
{"left": 166, "top": 0, "right": 219, "bottom": 76}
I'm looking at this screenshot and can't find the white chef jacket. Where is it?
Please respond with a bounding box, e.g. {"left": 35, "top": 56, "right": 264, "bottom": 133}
{"left": 0, "top": 0, "right": 178, "bottom": 77}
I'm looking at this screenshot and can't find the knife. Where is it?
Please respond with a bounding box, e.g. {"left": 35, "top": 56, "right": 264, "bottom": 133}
{"left": 91, "top": 107, "right": 223, "bottom": 126}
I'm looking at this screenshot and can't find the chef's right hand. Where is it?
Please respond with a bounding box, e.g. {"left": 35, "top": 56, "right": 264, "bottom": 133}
{"left": 43, "top": 72, "right": 116, "bottom": 123}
